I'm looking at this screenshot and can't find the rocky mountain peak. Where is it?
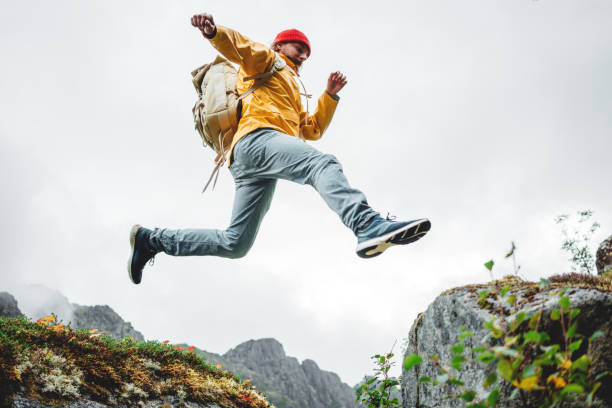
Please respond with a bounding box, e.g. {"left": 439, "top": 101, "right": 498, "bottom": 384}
{"left": 0, "top": 292, "right": 22, "bottom": 318}
{"left": 225, "top": 338, "right": 286, "bottom": 362}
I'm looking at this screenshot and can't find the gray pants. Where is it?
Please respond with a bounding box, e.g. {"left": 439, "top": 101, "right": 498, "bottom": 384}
{"left": 150, "top": 128, "right": 378, "bottom": 258}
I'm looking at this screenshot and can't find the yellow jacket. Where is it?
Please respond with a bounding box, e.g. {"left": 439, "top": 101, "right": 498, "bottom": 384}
{"left": 207, "top": 26, "right": 339, "bottom": 165}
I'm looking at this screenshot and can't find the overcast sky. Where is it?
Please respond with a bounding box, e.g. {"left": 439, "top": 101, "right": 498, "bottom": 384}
{"left": 1, "top": 0, "right": 611, "bottom": 386}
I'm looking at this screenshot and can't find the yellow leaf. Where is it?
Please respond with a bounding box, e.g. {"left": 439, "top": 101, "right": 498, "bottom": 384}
{"left": 546, "top": 374, "right": 567, "bottom": 389}
{"left": 516, "top": 376, "right": 539, "bottom": 391}
{"left": 37, "top": 315, "right": 56, "bottom": 324}
{"left": 558, "top": 359, "right": 572, "bottom": 371}
{"left": 216, "top": 364, "right": 222, "bottom": 369}
{"left": 88, "top": 329, "right": 98, "bottom": 334}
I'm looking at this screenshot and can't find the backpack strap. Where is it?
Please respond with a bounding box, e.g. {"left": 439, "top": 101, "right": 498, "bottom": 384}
{"left": 237, "top": 55, "right": 286, "bottom": 101}
{"left": 283, "top": 62, "right": 313, "bottom": 138}
{"left": 202, "top": 55, "right": 286, "bottom": 193}
{"left": 202, "top": 130, "right": 232, "bottom": 192}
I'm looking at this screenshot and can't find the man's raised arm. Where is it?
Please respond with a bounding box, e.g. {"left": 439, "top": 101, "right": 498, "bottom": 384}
{"left": 300, "top": 72, "right": 347, "bottom": 140}
{"left": 191, "top": 13, "right": 275, "bottom": 76}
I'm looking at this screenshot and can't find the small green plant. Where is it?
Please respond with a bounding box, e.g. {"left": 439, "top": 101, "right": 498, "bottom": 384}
{"left": 355, "top": 345, "right": 401, "bottom": 408}
{"left": 505, "top": 241, "right": 520, "bottom": 276}
{"left": 403, "top": 274, "right": 609, "bottom": 407}
{"left": 484, "top": 242, "right": 521, "bottom": 281}
{"left": 555, "top": 210, "right": 600, "bottom": 274}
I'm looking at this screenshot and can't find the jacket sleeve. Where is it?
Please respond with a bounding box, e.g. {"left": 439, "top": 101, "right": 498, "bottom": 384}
{"left": 299, "top": 92, "right": 339, "bottom": 141}
{"left": 207, "top": 25, "right": 276, "bottom": 76}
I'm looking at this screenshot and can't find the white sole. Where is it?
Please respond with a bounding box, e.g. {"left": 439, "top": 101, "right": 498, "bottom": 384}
{"left": 127, "top": 224, "right": 142, "bottom": 284}
{"left": 356, "top": 218, "right": 430, "bottom": 259}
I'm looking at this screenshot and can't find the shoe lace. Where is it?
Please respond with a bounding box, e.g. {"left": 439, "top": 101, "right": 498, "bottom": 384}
{"left": 385, "top": 212, "right": 397, "bottom": 221}
{"left": 147, "top": 246, "right": 157, "bottom": 266}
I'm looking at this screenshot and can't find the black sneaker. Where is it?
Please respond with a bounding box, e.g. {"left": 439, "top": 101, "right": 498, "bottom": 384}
{"left": 128, "top": 224, "right": 159, "bottom": 284}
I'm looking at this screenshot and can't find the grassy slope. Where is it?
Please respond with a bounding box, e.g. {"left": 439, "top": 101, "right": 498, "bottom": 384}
{"left": 0, "top": 316, "right": 273, "bottom": 408}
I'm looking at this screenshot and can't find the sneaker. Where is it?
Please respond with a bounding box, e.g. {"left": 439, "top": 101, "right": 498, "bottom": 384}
{"left": 127, "top": 224, "right": 159, "bottom": 284}
{"left": 356, "top": 216, "right": 431, "bottom": 258}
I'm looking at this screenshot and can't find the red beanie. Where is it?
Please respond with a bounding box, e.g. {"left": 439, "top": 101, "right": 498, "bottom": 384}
{"left": 273, "top": 29, "right": 311, "bottom": 55}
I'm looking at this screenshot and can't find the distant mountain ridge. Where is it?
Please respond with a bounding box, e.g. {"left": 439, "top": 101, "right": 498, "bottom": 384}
{"left": 1, "top": 287, "right": 359, "bottom": 408}
{"left": 179, "top": 338, "right": 357, "bottom": 408}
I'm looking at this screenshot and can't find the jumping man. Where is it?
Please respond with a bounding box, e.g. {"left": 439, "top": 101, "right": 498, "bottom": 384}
{"left": 127, "top": 13, "right": 431, "bottom": 284}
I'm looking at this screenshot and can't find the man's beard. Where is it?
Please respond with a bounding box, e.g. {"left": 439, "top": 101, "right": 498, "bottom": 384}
{"left": 288, "top": 56, "right": 302, "bottom": 70}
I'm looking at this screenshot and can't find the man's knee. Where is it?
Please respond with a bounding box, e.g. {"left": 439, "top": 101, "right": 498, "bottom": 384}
{"left": 310, "top": 153, "right": 342, "bottom": 182}
{"left": 223, "top": 231, "right": 254, "bottom": 259}
{"left": 318, "top": 152, "right": 340, "bottom": 166}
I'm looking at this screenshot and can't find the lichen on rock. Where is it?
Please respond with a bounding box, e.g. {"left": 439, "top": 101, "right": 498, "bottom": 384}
{"left": 16, "top": 347, "right": 84, "bottom": 399}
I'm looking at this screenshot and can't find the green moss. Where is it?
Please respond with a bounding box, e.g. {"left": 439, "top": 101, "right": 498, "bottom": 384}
{"left": 0, "top": 316, "right": 272, "bottom": 408}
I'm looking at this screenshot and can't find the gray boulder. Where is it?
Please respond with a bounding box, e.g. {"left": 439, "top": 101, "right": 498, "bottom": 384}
{"left": 402, "top": 276, "right": 612, "bottom": 408}
{"left": 0, "top": 291, "right": 22, "bottom": 318}
{"left": 596, "top": 234, "right": 612, "bottom": 276}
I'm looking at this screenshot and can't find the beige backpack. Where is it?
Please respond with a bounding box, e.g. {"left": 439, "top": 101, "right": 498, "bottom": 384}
{"left": 191, "top": 55, "right": 286, "bottom": 191}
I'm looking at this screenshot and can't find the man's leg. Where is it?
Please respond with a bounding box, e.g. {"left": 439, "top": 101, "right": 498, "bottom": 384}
{"left": 150, "top": 177, "right": 277, "bottom": 258}
{"left": 128, "top": 177, "right": 276, "bottom": 284}
{"left": 231, "top": 128, "right": 378, "bottom": 233}
{"left": 231, "top": 128, "right": 430, "bottom": 258}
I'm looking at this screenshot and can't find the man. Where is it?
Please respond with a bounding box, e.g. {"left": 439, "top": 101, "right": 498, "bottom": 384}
{"left": 127, "top": 13, "right": 431, "bottom": 284}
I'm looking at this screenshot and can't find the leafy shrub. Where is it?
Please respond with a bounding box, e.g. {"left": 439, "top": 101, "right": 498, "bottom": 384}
{"left": 356, "top": 348, "right": 402, "bottom": 408}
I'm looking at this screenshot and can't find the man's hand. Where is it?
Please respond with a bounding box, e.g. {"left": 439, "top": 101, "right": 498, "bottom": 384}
{"left": 191, "top": 13, "right": 216, "bottom": 36}
{"left": 326, "top": 71, "right": 347, "bottom": 96}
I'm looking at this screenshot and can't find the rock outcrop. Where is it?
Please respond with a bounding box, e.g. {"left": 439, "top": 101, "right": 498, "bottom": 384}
{"left": 597, "top": 234, "right": 612, "bottom": 276}
{"left": 185, "top": 339, "right": 357, "bottom": 408}
{"left": 1, "top": 316, "right": 268, "bottom": 408}
{"left": 0, "top": 292, "right": 22, "bottom": 318}
{"left": 401, "top": 275, "right": 612, "bottom": 408}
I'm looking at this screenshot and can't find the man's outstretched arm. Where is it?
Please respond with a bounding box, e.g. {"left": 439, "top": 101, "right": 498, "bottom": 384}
{"left": 300, "top": 71, "right": 347, "bottom": 140}
{"left": 191, "top": 13, "right": 275, "bottom": 76}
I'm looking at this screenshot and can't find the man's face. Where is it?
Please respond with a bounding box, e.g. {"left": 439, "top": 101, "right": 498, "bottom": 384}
{"left": 275, "top": 42, "right": 310, "bottom": 69}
